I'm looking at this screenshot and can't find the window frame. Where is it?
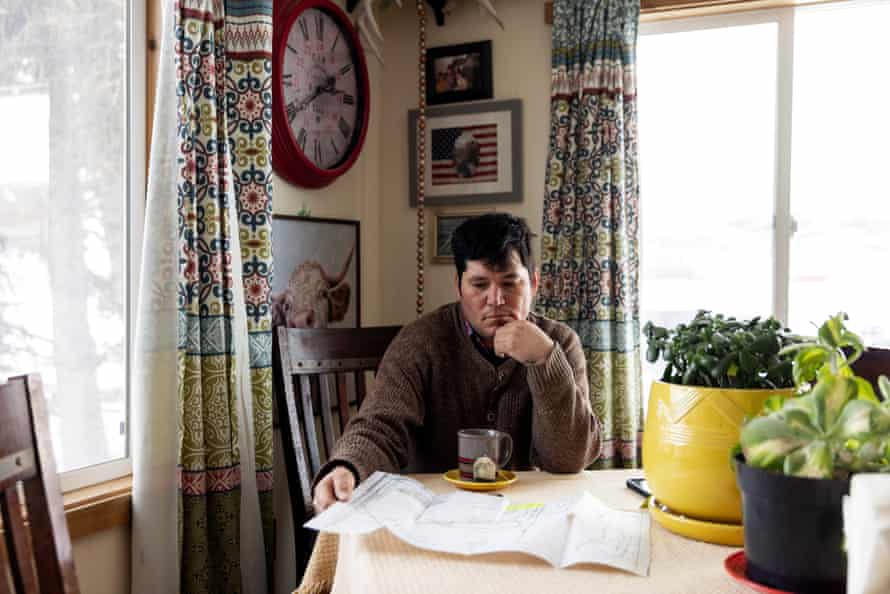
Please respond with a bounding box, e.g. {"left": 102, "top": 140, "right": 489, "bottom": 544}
{"left": 57, "top": 0, "right": 147, "bottom": 493}
{"left": 639, "top": 5, "right": 800, "bottom": 327}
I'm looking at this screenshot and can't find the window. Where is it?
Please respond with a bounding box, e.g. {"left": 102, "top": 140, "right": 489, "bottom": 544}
{"left": 0, "top": 1, "right": 145, "bottom": 488}
{"left": 638, "top": 1, "right": 890, "bottom": 391}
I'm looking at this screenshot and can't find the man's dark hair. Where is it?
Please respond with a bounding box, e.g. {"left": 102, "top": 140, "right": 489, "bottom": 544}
{"left": 451, "top": 213, "right": 535, "bottom": 285}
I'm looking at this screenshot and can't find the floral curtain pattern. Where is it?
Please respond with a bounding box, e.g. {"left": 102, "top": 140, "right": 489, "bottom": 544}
{"left": 537, "top": 0, "right": 643, "bottom": 469}
{"left": 225, "top": 0, "right": 276, "bottom": 582}
{"left": 132, "top": 0, "right": 273, "bottom": 591}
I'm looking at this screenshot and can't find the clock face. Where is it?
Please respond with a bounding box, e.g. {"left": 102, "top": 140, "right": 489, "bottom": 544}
{"left": 281, "top": 7, "right": 360, "bottom": 171}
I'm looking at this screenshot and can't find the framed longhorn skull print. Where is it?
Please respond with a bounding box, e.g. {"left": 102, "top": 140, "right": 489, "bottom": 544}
{"left": 271, "top": 215, "right": 360, "bottom": 329}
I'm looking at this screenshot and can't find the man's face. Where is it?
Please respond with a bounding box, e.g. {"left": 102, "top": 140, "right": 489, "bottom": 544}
{"left": 457, "top": 249, "right": 538, "bottom": 340}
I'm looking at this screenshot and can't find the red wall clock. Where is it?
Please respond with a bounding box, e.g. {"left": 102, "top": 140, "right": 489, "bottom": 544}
{"left": 273, "top": 0, "right": 371, "bottom": 188}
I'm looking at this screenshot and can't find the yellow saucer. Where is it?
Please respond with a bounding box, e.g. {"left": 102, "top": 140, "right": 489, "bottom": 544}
{"left": 443, "top": 469, "right": 518, "bottom": 491}
{"left": 648, "top": 497, "right": 744, "bottom": 546}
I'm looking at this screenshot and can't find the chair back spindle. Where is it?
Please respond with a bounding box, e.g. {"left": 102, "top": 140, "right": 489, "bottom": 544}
{"left": 0, "top": 374, "right": 80, "bottom": 594}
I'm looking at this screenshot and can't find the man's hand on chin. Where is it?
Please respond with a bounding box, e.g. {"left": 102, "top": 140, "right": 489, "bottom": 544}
{"left": 493, "top": 320, "right": 555, "bottom": 365}
{"left": 313, "top": 465, "right": 356, "bottom": 513}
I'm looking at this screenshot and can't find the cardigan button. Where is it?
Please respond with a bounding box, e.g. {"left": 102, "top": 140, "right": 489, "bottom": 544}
{"left": 486, "top": 412, "right": 496, "bottom": 423}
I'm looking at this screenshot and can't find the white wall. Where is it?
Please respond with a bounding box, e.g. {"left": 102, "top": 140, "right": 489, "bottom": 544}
{"left": 378, "top": 0, "right": 554, "bottom": 324}
{"left": 73, "top": 526, "right": 130, "bottom": 594}
{"left": 273, "top": 0, "right": 387, "bottom": 327}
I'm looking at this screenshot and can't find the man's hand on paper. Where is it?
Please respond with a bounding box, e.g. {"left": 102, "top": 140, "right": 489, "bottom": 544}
{"left": 313, "top": 466, "right": 356, "bottom": 513}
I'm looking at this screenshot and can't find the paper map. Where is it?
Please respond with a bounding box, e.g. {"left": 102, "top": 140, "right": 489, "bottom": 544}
{"left": 305, "top": 472, "right": 651, "bottom": 576}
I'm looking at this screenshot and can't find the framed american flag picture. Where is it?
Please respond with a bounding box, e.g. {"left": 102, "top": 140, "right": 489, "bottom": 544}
{"left": 408, "top": 99, "right": 522, "bottom": 207}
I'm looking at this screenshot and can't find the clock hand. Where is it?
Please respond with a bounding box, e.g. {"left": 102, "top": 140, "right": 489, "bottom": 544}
{"left": 286, "top": 85, "right": 323, "bottom": 121}
{"left": 320, "top": 76, "right": 342, "bottom": 95}
{"left": 299, "top": 86, "right": 323, "bottom": 109}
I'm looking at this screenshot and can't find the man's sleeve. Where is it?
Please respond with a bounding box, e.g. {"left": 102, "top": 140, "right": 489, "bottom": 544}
{"left": 526, "top": 327, "right": 602, "bottom": 472}
{"left": 312, "top": 330, "right": 427, "bottom": 490}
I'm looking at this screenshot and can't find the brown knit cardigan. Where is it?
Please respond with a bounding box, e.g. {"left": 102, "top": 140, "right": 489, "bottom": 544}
{"left": 315, "top": 303, "right": 602, "bottom": 485}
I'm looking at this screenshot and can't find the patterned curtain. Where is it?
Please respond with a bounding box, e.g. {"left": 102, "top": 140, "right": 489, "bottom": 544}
{"left": 132, "top": 0, "right": 274, "bottom": 592}
{"left": 537, "top": 0, "right": 643, "bottom": 469}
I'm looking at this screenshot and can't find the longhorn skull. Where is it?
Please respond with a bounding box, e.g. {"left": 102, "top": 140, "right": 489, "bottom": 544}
{"left": 271, "top": 244, "right": 355, "bottom": 329}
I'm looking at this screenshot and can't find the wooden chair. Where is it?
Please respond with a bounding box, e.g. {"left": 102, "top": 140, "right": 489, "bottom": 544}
{"left": 273, "top": 325, "right": 401, "bottom": 583}
{"left": 0, "top": 373, "right": 79, "bottom": 594}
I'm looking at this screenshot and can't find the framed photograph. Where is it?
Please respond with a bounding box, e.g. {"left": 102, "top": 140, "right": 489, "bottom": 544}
{"left": 408, "top": 99, "right": 522, "bottom": 207}
{"left": 426, "top": 40, "right": 493, "bottom": 105}
{"left": 271, "top": 215, "right": 360, "bottom": 328}
{"left": 431, "top": 209, "right": 492, "bottom": 264}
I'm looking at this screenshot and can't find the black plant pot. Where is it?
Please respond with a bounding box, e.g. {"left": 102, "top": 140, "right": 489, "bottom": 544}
{"left": 735, "top": 454, "right": 850, "bottom": 594}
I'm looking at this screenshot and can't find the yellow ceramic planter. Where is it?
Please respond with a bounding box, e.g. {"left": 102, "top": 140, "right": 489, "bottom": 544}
{"left": 642, "top": 381, "right": 791, "bottom": 524}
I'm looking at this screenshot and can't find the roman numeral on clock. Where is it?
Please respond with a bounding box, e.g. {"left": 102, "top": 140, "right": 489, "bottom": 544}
{"left": 331, "top": 33, "right": 340, "bottom": 53}
{"left": 313, "top": 138, "right": 322, "bottom": 164}
{"left": 330, "top": 138, "right": 340, "bottom": 156}
{"left": 339, "top": 64, "right": 352, "bottom": 76}
{"left": 298, "top": 18, "right": 309, "bottom": 41}
{"left": 297, "top": 128, "right": 307, "bottom": 151}
{"left": 338, "top": 117, "right": 351, "bottom": 139}
{"left": 343, "top": 94, "right": 354, "bottom": 106}
{"left": 315, "top": 15, "right": 324, "bottom": 40}
{"left": 286, "top": 101, "right": 298, "bottom": 123}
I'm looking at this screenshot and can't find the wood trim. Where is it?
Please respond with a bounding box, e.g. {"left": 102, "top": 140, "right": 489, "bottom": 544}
{"left": 63, "top": 476, "right": 132, "bottom": 540}
{"left": 0, "top": 477, "right": 131, "bottom": 542}
{"left": 545, "top": 0, "right": 837, "bottom": 23}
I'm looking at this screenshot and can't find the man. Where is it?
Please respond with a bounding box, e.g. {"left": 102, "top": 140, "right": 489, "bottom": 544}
{"left": 313, "top": 213, "right": 601, "bottom": 511}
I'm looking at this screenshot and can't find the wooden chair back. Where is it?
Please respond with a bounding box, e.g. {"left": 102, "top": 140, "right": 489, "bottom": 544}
{"left": 0, "top": 374, "right": 79, "bottom": 594}
{"left": 273, "top": 325, "right": 401, "bottom": 580}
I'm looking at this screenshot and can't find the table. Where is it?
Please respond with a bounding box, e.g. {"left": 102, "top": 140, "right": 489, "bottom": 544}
{"left": 304, "top": 469, "right": 750, "bottom": 594}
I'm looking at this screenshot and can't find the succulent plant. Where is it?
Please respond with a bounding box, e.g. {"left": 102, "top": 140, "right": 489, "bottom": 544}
{"left": 643, "top": 310, "right": 803, "bottom": 389}
{"left": 739, "top": 313, "right": 890, "bottom": 479}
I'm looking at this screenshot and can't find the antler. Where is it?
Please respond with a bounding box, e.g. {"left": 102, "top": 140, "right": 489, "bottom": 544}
{"left": 474, "top": 0, "right": 504, "bottom": 30}
{"left": 348, "top": 0, "right": 504, "bottom": 67}
{"left": 355, "top": 0, "right": 385, "bottom": 65}
{"left": 321, "top": 243, "right": 356, "bottom": 286}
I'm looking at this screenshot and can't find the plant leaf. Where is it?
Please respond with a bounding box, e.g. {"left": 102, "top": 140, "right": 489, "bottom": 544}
{"left": 740, "top": 416, "right": 808, "bottom": 470}
{"left": 783, "top": 440, "right": 833, "bottom": 479}
{"left": 879, "top": 376, "right": 890, "bottom": 402}
{"left": 853, "top": 377, "right": 879, "bottom": 403}
{"left": 785, "top": 392, "right": 826, "bottom": 433}
{"left": 814, "top": 376, "right": 857, "bottom": 427}
{"left": 761, "top": 394, "right": 787, "bottom": 414}
{"left": 829, "top": 399, "right": 877, "bottom": 441}
{"left": 792, "top": 346, "right": 830, "bottom": 385}
{"left": 782, "top": 408, "right": 821, "bottom": 438}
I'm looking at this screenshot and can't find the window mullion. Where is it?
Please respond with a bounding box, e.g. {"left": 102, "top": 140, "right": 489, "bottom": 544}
{"left": 772, "top": 6, "right": 795, "bottom": 326}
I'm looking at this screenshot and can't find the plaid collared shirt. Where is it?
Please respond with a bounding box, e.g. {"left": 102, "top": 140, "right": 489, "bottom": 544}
{"left": 462, "top": 315, "right": 508, "bottom": 366}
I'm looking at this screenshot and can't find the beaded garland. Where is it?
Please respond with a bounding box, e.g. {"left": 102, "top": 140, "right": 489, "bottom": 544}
{"left": 415, "top": 0, "right": 426, "bottom": 317}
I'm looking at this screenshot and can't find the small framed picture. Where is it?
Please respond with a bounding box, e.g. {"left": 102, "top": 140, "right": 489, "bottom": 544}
{"left": 408, "top": 99, "right": 523, "bottom": 207}
{"left": 271, "top": 215, "right": 360, "bottom": 328}
{"left": 431, "top": 209, "right": 493, "bottom": 264}
{"left": 426, "top": 40, "right": 493, "bottom": 105}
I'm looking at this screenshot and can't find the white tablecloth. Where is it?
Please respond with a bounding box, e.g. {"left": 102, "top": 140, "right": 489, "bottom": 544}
{"left": 328, "top": 469, "right": 750, "bottom": 594}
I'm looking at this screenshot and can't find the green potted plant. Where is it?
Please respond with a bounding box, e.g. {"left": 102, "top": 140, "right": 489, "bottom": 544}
{"left": 641, "top": 311, "right": 803, "bottom": 544}
{"left": 736, "top": 313, "right": 890, "bottom": 593}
